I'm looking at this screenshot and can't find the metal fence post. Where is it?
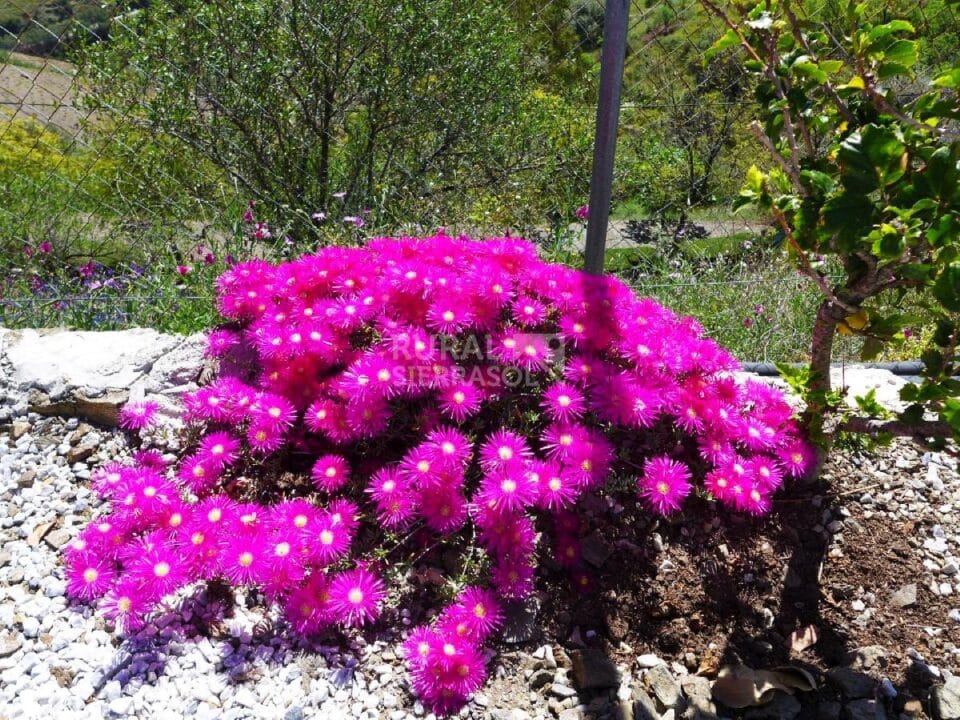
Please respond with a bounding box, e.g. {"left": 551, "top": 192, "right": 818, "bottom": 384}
{"left": 583, "top": 0, "right": 630, "bottom": 275}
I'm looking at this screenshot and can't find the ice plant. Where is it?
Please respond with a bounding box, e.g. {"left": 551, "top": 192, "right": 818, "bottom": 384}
{"left": 118, "top": 400, "right": 159, "bottom": 431}
{"left": 68, "top": 234, "right": 812, "bottom": 715}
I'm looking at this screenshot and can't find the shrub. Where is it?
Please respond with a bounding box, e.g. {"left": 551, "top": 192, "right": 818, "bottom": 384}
{"left": 65, "top": 235, "right": 812, "bottom": 712}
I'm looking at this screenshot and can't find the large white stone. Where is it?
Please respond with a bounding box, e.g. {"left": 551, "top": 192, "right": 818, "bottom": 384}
{"left": 1, "top": 328, "right": 206, "bottom": 426}
{"left": 4, "top": 328, "right": 179, "bottom": 396}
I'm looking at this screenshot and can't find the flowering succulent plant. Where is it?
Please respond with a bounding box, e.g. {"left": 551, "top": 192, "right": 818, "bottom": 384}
{"left": 65, "top": 234, "right": 812, "bottom": 712}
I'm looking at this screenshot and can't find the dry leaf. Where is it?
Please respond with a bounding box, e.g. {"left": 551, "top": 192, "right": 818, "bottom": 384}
{"left": 711, "top": 665, "right": 790, "bottom": 708}
{"left": 712, "top": 664, "right": 817, "bottom": 708}
{"left": 788, "top": 624, "right": 819, "bottom": 654}
{"left": 28, "top": 520, "right": 55, "bottom": 546}
{"left": 772, "top": 666, "right": 818, "bottom": 692}
{"left": 697, "top": 646, "right": 723, "bottom": 677}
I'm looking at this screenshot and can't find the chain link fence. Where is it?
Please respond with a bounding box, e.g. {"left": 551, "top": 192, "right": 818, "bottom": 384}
{"left": 1, "top": 0, "right": 957, "bottom": 362}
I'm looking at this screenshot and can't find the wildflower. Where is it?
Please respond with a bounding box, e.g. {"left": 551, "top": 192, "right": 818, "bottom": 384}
{"left": 574, "top": 204, "right": 589, "bottom": 220}
{"left": 118, "top": 400, "right": 159, "bottom": 431}
{"left": 327, "top": 568, "right": 386, "bottom": 627}
{"left": 311, "top": 454, "right": 351, "bottom": 492}
{"left": 542, "top": 382, "right": 586, "bottom": 423}
{"left": 176, "top": 264, "right": 192, "bottom": 276}
{"left": 638, "top": 456, "right": 692, "bottom": 515}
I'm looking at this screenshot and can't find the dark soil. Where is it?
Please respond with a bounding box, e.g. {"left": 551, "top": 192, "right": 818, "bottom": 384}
{"left": 478, "top": 443, "right": 958, "bottom": 718}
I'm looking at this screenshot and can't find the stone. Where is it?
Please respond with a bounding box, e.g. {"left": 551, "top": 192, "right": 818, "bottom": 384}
{"left": 21, "top": 617, "right": 40, "bottom": 638}
{"left": 644, "top": 663, "right": 680, "bottom": 709}
{"left": 581, "top": 532, "right": 612, "bottom": 568}
{"left": 108, "top": 697, "right": 134, "bottom": 716}
{"left": 633, "top": 687, "right": 660, "bottom": 720}
{"left": 933, "top": 676, "right": 960, "bottom": 720}
{"left": 637, "top": 654, "right": 664, "bottom": 669}
{"left": 10, "top": 420, "right": 30, "bottom": 439}
{"left": 850, "top": 646, "right": 888, "bottom": 672}
{"left": 44, "top": 529, "right": 71, "bottom": 550}
{"left": 501, "top": 597, "right": 540, "bottom": 644}
{"left": 817, "top": 701, "right": 841, "bottom": 720}
{"left": 846, "top": 699, "right": 887, "bottom": 720}
{"left": 680, "top": 675, "right": 715, "bottom": 719}
{"left": 0, "top": 631, "right": 23, "bottom": 658}
{"left": 827, "top": 668, "right": 876, "bottom": 699}
{"left": 529, "top": 669, "right": 554, "bottom": 690}
{"left": 571, "top": 649, "right": 621, "bottom": 690}
{"left": 890, "top": 584, "right": 918, "bottom": 608}
{"left": 551, "top": 684, "right": 578, "bottom": 699}
{"left": 742, "top": 691, "right": 801, "bottom": 720}
{"left": 558, "top": 710, "right": 583, "bottom": 720}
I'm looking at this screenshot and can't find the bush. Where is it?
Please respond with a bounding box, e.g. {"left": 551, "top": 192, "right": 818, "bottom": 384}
{"left": 65, "top": 235, "right": 812, "bottom": 712}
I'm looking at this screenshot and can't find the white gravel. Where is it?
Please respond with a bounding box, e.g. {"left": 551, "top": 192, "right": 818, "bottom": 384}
{"left": 0, "top": 415, "right": 429, "bottom": 720}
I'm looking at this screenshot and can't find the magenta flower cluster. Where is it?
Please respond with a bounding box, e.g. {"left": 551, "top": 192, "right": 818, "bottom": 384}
{"left": 65, "top": 234, "right": 812, "bottom": 713}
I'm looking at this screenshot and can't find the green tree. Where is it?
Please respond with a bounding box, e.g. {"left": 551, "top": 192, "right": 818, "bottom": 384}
{"left": 702, "top": 0, "right": 960, "bottom": 445}
{"left": 79, "top": 0, "right": 563, "bottom": 233}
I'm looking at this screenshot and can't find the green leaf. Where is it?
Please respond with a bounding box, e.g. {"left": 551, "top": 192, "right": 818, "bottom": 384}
{"left": 774, "top": 362, "right": 811, "bottom": 396}
{"left": 794, "top": 61, "right": 827, "bottom": 83}
{"left": 820, "top": 59, "right": 844, "bottom": 74}
{"left": 926, "top": 145, "right": 959, "bottom": 201}
{"left": 882, "top": 39, "right": 919, "bottom": 68}
{"left": 866, "top": 20, "right": 915, "bottom": 44}
{"left": 706, "top": 29, "right": 740, "bottom": 61}
{"left": 933, "top": 263, "right": 960, "bottom": 312}
{"left": 860, "top": 337, "right": 884, "bottom": 362}
{"left": 800, "top": 169, "right": 835, "bottom": 195}
{"left": 933, "top": 68, "right": 960, "bottom": 89}
{"left": 942, "top": 398, "right": 960, "bottom": 435}
{"left": 877, "top": 62, "right": 914, "bottom": 80}
{"left": 872, "top": 231, "right": 905, "bottom": 258}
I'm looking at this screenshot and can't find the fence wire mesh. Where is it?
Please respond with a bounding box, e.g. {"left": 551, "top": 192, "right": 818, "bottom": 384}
{"left": 1, "top": 0, "right": 957, "bottom": 363}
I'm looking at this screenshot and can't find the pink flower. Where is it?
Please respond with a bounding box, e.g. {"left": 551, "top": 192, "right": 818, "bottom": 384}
{"left": 311, "top": 454, "right": 351, "bottom": 492}
{"left": 327, "top": 568, "right": 386, "bottom": 627}
{"left": 38, "top": 241, "right": 52, "bottom": 254}
{"left": 638, "top": 456, "right": 692, "bottom": 515}
{"left": 574, "top": 204, "right": 589, "bottom": 220}
{"left": 176, "top": 264, "right": 192, "bottom": 276}
{"left": 118, "top": 401, "right": 159, "bottom": 431}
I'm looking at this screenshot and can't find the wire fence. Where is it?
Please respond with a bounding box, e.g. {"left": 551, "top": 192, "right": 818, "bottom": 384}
{"left": 1, "top": 0, "right": 957, "bottom": 362}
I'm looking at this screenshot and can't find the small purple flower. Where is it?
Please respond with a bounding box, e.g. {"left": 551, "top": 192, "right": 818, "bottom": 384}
{"left": 312, "top": 211, "right": 327, "bottom": 222}
{"left": 754, "top": 304, "right": 765, "bottom": 315}
{"left": 344, "top": 216, "right": 365, "bottom": 228}
{"left": 203, "top": 252, "right": 216, "bottom": 265}
{"left": 253, "top": 223, "right": 272, "bottom": 240}
{"left": 79, "top": 261, "right": 96, "bottom": 278}
{"left": 742, "top": 240, "right": 753, "bottom": 250}
{"left": 574, "top": 204, "right": 589, "bottom": 220}
{"left": 903, "top": 328, "right": 914, "bottom": 339}
{"left": 23, "top": 245, "right": 33, "bottom": 258}
{"left": 242, "top": 200, "right": 256, "bottom": 223}
{"left": 176, "top": 264, "right": 192, "bottom": 276}
{"left": 38, "top": 241, "right": 52, "bottom": 255}
{"left": 743, "top": 317, "right": 754, "bottom": 328}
